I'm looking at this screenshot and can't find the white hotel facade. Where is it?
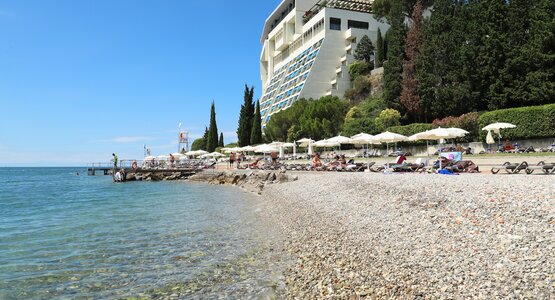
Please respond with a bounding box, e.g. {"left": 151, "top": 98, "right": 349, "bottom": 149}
{"left": 259, "top": 0, "right": 389, "bottom": 127}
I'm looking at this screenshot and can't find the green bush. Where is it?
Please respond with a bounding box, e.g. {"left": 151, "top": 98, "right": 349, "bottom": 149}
{"left": 375, "top": 108, "right": 401, "bottom": 131}
{"left": 348, "top": 61, "right": 371, "bottom": 82}
{"left": 478, "top": 104, "right": 555, "bottom": 140}
{"left": 388, "top": 123, "right": 433, "bottom": 136}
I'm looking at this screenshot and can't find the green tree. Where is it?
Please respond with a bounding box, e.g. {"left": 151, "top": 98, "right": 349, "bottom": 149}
{"left": 376, "top": 28, "right": 385, "bottom": 68}
{"left": 416, "top": 0, "right": 468, "bottom": 120}
{"left": 218, "top": 132, "right": 224, "bottom": 148}
{"left": 383, "top": 0, "right": 406, "bottom": 111}
{"left": 264, "top": 99, "right": 308, "bottom": 142}
{"left": 206, "top": 101, "right": 219, "bottom": 152}
{"left": 494, "top": 0, "right": 555, "bottom": 108}
{"left": 237, "top": 85, "right": 254, "bottom": 146}
{"left": 342, "top": 95, "right": 387, "bottom": 136}
{"left": 373, "top": 0, "right": 435, "bottom": 20}
{"left": 191, "top": 138, "right": 206, "bottom": 151}
{"left": 354, "top": 35, "right": 375, "bottom": 66}
{"left": 250, "top": 100, "right": 263, "bottom": 145}
{"left": 375, "top": 108, "right": 402, "bottom": 131}
{"left": 293, "top": 96, "right": 346, "bottom": 141}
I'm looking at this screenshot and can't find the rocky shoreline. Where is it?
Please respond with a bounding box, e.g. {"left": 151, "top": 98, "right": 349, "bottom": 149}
{"left": 123, "top": 169, "right": 299, "bottom": 195}
{"left": 188, "top": 170, "right": 298, "bottom": 195}
{"left": 256, "top": 172, "right": 554, "bottom": 299}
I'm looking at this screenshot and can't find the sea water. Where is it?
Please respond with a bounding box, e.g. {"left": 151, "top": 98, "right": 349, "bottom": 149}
{"left": 0, "top": 168, "right": 285, "bottom": 299}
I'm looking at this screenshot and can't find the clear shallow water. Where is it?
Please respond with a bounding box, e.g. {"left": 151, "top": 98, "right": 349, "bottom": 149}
{"left": 0, "top": 168, "right": 284, "bottom": 299}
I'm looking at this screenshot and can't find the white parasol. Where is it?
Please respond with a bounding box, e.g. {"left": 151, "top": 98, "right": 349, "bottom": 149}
{"left": 372, "top": 131, "right": 408, "bottom": 156}
{"left": 482, "top": 122, "right": 516, "bottom": 149}
{"left": 200, "top": 152, "right": 225, "bottom": 159}
{"left": 296, "top": 138, "right": 314, "bottom": 147}
{"left": 327, "top": 135, "right": 354, "bottom": 144}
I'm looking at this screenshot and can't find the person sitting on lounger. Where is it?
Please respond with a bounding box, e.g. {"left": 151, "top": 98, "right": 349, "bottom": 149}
{"left": 312, "top": 153, "right": 322, "bottom": 168}
{"left": 395, "top": 154, "right": 407, "bottom": 165}
{"left": 503, "top": 140, "right": 514, "bottom": 151}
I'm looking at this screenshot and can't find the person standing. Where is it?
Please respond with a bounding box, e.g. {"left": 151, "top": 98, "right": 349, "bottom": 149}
{"left": 270, "top": 151, "right": 278, "bottom": 165}
{"left": 112, "top": 153, "right": 118, "bottom": 168}
{"left": 229, "top": 152, "right": 235, "bottom": 169}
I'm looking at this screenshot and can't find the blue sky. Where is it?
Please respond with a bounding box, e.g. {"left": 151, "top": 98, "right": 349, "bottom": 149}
{"left": 0, "top": 0, "right": 281, "bottom": 166}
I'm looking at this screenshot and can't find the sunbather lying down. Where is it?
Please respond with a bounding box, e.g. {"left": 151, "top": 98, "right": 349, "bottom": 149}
{"left": 444, "top": 160, "right": 480, "bottom": 173}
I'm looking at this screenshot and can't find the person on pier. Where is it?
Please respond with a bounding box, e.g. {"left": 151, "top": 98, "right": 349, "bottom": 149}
{"left": 112, "top": 153, "right": 118, "bottom": 168}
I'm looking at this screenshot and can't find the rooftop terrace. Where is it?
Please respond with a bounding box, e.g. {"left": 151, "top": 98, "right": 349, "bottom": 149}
{"left": 303, "top": 0, "right": 373, "bottom": 23}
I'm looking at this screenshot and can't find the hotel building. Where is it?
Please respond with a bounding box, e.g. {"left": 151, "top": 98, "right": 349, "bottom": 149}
{"left": 259, "top": 0, "right": 389, "bottom": 127}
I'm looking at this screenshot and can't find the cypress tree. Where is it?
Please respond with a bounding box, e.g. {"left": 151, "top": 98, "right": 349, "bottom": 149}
{"left": 383, "top": 0, "right": 406, "bottom": 111}
{"left": 206, "top": 101, "right": 219, "bottom": 152}
{"left": 237, "top": 85, "right": 255, "bottom": 146}
{"left": 202, "top": 126, "right": 208, "bottom": 149}
{"left": 250, "top": 100, "right": 263, "bottom": 145}
{"left": 376, "top": 28, "right": 385, "bottom": 68}
{"left": 219, "top": 132, "right": 224, "bottom": 148}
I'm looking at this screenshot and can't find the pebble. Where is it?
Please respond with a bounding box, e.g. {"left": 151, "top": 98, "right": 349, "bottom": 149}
{"left": 257, "top": 172, "right": 555, "bottom": 298}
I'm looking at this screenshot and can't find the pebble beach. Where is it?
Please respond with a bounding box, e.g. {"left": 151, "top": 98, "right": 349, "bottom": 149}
{"left": 258, "top": 171, "right": 555, "bottom": 299}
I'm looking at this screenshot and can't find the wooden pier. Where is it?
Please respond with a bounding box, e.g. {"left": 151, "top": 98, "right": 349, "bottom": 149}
{"left": 86, "top": 161, "right": 204, "bottom": 176}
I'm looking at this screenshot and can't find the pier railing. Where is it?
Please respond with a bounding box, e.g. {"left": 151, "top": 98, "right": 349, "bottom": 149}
{"left": 86, "top": 158, "right": 218, "bottom": 175}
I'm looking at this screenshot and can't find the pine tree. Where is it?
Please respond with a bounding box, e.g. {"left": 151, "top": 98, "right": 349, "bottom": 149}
{"left": 376, "top": 28, "right": 385, "bottom": 68}
{"left": 416, "top": 0, "right": 468, "bottom": 120}
{"left": 206, "top": 101, "right": 219, "bottom": 152}
{"left": 250, "top": 100, "right": 263, "bottom": 145}
{"left": 218, "top": 133, "right": 224, "bottom": 148}
{"left": 237, "top": 85, "right": 255, "bottom": 146}
{"left": 496, "top": 0, "right": 555, "bottom": 108}
{"left": 354, "top": 35, "right": 375, "bottom": 66}
{"left": 383, "top": 0, "right": 406, "bottom": 111}
{"left": 400, "top": 0, "right": 424, "bottom": 121}
{"left": 470, "top": 0, "right": 509, "bottom": 111}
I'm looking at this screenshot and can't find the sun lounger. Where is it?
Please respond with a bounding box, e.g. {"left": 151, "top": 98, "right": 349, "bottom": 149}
{"left": 393, "top": 163, "right": 425, "bottom": 172}
{"left": 491, "top": 161, "right": 528, "bottom": 174}
{"left": 444, "top": 160, "right": 480, "bottom": 173}
{"left": 525, "top": 161, "right": 555, "bottom": 175}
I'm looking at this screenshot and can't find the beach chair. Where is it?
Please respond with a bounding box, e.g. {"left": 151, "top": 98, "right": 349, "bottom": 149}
{"left": 525, "top": 161, "right": 555, "bottom": 175}
{"left": 443, "top": 160, "right": 480, "bottom": 173}
{"left": 491, "top": 161, "right": 528, "bottom": 174}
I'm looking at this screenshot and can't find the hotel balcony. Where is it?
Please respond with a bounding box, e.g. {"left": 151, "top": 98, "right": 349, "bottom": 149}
{"left": 340, "top": 53, "right": 354, "bottom": 64}
{"left": 345, "top": 27, "right": 368, "bottom": 42}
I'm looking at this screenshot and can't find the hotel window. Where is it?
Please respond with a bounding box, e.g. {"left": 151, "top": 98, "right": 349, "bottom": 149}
{"left": 347, "top": 20, "right": 369, "bottom": 30}
{"left": 330, "top": 18, "right": 341, "bottom": 31}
